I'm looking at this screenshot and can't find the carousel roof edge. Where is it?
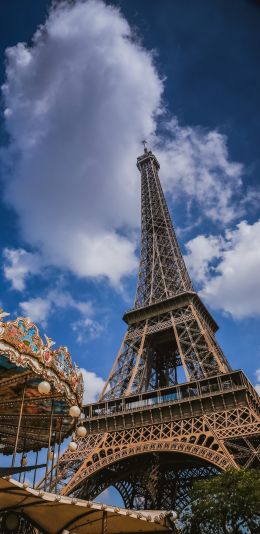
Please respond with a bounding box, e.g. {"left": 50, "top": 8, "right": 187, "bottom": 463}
{"left": 0, "top": 477, "right": 177, "bottom": 532}
{"left": 0, "top": 310, "right": 84, "bottom": 405}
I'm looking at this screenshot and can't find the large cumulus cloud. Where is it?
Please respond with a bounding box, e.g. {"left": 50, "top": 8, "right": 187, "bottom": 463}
{"left": 2, "top": 0, "right": 163, "bottom": 284}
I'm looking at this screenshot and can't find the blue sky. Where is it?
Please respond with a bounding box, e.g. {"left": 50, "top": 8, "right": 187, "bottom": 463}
{"left": 0, "top": 0, "right": 260, "bottom": 411}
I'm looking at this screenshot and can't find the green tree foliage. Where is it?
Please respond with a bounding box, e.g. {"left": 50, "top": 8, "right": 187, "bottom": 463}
{"left": 180, "top": 468, "right": 260, "bottom": 534}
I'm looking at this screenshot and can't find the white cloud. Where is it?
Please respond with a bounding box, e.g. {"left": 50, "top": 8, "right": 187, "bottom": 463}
{"left": 72, "top": 317, "right": 104, "bottom": 343}
{"left": 46, "top": 288, "right": 93, "bottom": 316}
{"left": 80, "top": 368, "right": 105, "bottom": 403}
{"left": 19, "top": 288, "right": 93, "bottom": 326}
{"left": 185, "top": 220, "right": 260, "bottom": 319}
{"left": 156, "top": 121, "right": 244, "bottom": 224}
{"left": 2, "top": 0, "right": 160, "bottom": 286}
{"left": 1, "top": 0, "right": 246, "bottom": 290}
{"left": 3, "top": 248, "right": 41, "bottom": 291}
{"left": 185, "top": 234, "right": 223, "bottom": 283}
{"left": 19, "top": 296, "right": 51, "bottom": 324}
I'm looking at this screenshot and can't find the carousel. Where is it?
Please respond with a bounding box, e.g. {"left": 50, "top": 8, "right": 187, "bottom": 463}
{"left": 0, "top": 308, "right": 177, "bottom": 533}
{"left": 0, "top": 308, "right": 83, "bottom": 488}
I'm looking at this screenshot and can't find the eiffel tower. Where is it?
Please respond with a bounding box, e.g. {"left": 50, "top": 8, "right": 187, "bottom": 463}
{"left": 48, "top": 146, "right": 260, "bottom": 511}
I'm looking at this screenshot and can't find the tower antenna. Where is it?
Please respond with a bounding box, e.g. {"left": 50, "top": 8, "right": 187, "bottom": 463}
{"left": 142, "top": 139, "right": 148, "bottom": 153}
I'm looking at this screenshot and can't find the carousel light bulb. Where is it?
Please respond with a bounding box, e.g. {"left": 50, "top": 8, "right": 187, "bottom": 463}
{"left": 38, "top": 381, "right": 51, "bottom": 394}
{"left": 76, "top": 425, "right": 87, "bottom": 438}
{"left": 69, "top": 405, "right": 81, "bottom": 418}
{"left": 21, "top": 456, "right": 27, "bottom": 466}
{"left": 69, "top": 441, "right": 78, "bottom": 452}
{"left": 48, "top": 450, "right": 54, "bottom": 460}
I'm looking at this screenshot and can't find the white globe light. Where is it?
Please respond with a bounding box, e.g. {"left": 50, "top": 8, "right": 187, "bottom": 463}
{"left": 38, "top": 381, "right": 51, "bottom": 394}
{"left": 69, "top": 441, "right": 78, "bottom": 452}
{"left": 48, "top": 450, "right": 54, "bottom": 460}
{"left": 69, "top": 405, "right": 81, "bottom": 418}
{"left": 76, "top": 426, "right": 87, "bottom": 438}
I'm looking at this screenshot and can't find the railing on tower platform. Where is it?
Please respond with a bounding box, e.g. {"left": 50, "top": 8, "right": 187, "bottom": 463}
{"left": 83, "top": 370, "right": 258, "bottom": 422}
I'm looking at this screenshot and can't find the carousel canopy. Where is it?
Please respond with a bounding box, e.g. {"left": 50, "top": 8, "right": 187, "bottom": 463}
{"left": 0, "top": 477, "right": 176, "bottom": 533}
{"left": 0, "top": 309, "right": 83, "bottom": 454}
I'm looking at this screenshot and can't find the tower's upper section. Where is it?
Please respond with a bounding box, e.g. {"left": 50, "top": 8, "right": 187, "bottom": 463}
{"left": 134, "top": 147, "right": 193, "bottom": 309}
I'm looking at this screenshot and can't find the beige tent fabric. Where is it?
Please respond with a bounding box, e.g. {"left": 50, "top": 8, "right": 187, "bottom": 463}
{"left": 0, "top": 477, "right": 176, "bottom": 533}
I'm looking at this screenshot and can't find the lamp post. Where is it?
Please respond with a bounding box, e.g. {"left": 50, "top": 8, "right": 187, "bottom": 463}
{"left": 44, "top": 399, "right": 54, "bottom": 492}
{"left": 54, "top": 417, "right": 63, "bottom": 494}
{"left": 12, "top": 381, "right": 26, "bottom": 468}
{"left": 33, "top": 450, "right": 39, "bottom": 489}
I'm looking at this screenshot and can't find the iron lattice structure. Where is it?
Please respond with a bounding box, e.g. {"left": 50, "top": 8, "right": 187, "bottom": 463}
{"left": 44, "top": 148, "right": 260, "bottom": 511}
